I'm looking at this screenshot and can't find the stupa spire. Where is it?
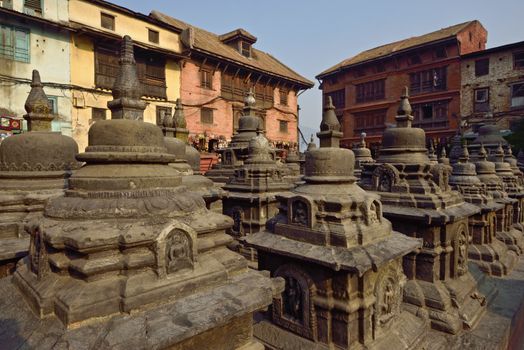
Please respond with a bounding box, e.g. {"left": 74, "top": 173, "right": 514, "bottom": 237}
{"left": 173, "top": 98, "right": 186, "bottom": 129}
{"left": 107, "top": 35, "right": 146, "bottom": 120}
{"left": 307, "top": 134, "right": 317, "bottom": 151}
{"left": 396, "top": 86, "right": 413, "bottom": 128}
{"left": 24, "top": 70, "right": 54, "bottom": 132}
{"left": 478, "top": 143, "right": 488, "bottom": 160}
{"left": 243, "top": 88, "right": 256, "bottom": 116}
{"left": 359, "top": 132, "right": 367, "bottom": 148}
{"left": 317, "top": 96, "right": 342, "bottom": 148}
{"left": 459, "top": 142, "right": 470, "bottom": 163}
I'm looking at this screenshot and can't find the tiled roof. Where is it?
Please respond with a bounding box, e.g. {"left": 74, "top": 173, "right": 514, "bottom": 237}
{"left": 150, "top": 11, "right": 314, "bottom": 88}
{"left": 317, "top": 21, "right": 478, "bottom": 78}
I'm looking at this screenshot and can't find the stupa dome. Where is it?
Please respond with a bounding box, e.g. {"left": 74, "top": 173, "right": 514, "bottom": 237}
{"left": 0, "top": 70, "right": 79, "bottom": 172}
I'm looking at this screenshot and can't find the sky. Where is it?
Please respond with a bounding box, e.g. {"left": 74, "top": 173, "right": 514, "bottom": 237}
{"left": 112, "top": 0, "right": 523, "bottom": 142}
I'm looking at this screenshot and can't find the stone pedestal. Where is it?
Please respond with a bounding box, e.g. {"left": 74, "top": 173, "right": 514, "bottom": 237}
{"left": 360, "top": 91, "right": 488, "bottom": 334}
{"left": 246, "top": 98, "right": 426, "bottom": 349}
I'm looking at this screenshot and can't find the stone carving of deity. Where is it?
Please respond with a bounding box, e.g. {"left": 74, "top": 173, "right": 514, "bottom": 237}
{"left": 457, "top": 230, "right": 468, "bottom": 276}
{"left": 283, "top": 276, "right": 303, "bottom": 322}
{"left": 232, "top": 207, "right": 244, "bottom": 236}
{"left": 379, "top": 174, "right": 392, "bottom": 192}
{"left": 292, "top": 200, "right": 308, "bottom": 226}
{"left": 368, "top": 201, "right": 379, "bottom": 224}
{"left": 166, "top": 230, "right": 193, "bottom": 273}
{"left": 377, "top": 277, "right": 399, "bottom": 326}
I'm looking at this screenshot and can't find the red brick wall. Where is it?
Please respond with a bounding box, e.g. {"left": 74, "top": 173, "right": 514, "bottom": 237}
{"left": 456, "top": 21, "right": 487, "bottom": 55}
{"left": 181, "top": 60, "right": 299, "bottom": 145}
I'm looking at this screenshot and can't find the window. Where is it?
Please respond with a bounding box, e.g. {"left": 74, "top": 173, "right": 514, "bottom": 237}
{"left": 408, "top": 54, "right": 421, "bottom": 65}
{"left": 412, "top": 100, "right": 449, "bottom": 129}
{"left": 323, "top": 89, "right": 345, "bottom": 109}
{"left": 279, "top": 120, "right": 288, "bottom": 133}
{"left": 200, "top": 70, "right": 212, "bottom": 89}
{"left": 0, "top": 25, "right": 30, "bottom": 63}
{"left": 355, "top": 79, "right": 385, "bottom": 103}
{"left": 47, "top": 96, "right": 58, "bottom": 114}
{"left": 435, "top": 47, "right": 447, "bottom": 59}
{"left": 148, "top": 29, "right": 159, "bottom": 44}
{"left": 354, "top": 109, "right": 387, "bottom": 135}
{"left": 475, "top": 58, "right": 489, "bottom": 76}
{"left": 101, "top": 13, "right": 115, "bottom": 31}
{"left": 24, "top": 0, "right": 41, "bottom": 15}
{"left": 201, "top": 108, "right": 213, "bottom": 124}
{"left": 240, "top": 41, "right": 251, "bottom": 58}
{"left": 474, "top": 88, "right": 489, "bottom": 112}
{"left": 514, "top": 52, "right": 524, "bottom": 69}
{"left": 279, "top": 89, "right": 288, "bottom": 106}
{"left": 0, "top": 0, "right": 13, "bottom": 9}
{"left": 409, "top": 67, "right": 447, "bottom": 95}
{"left": 91, "top": 108, "right": 106, "bottom": 122}
{"left": 511, "top": 83, "right": 524, "bottom": 108}
{"left": 156, "top": 106, "right": 172, "bottom": 126}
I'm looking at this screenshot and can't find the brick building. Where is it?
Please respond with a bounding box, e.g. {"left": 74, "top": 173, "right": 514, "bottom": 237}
{"left": 461, "top": 40, "right": 524, "bottom": 131}
{"left": 316, "top": 21, "right": 487, "bottom": 149}
{"left": 151, "top": 11, "right": 314, "bottom": 153}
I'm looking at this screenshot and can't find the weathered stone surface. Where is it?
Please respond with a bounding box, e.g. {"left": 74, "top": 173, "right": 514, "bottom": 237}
{"left": 248, "top": 97, "right": 425, "bottom": 349}
{"left": 360, "top": 89, "right": 487, "bottom": 334}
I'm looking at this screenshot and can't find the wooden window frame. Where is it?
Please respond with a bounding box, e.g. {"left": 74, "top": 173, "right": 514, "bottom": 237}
{"left": 323, "top": 89, "right": 345, "bottom": 109}
{"left": 411, "top": 100, "right": 450, "bottom": 129}
{"left": 279, "top": 120, "right": 288, "bottom": 133}
{"left": 474, "top": 87, "right": 489, "bottom": 113}
{"left": 200, "top": 108, "right": 214, "bottom": 124}
{"left": 200, "top": 69, "right": 213, "bottom": 89}
{"left": 475, "top": 58, "right": 489, "bottom": 76}
{"left": 0, "top": 25, "right": 30, "bottom": 63}
{"left": 148, "top": 28, "right": 159, "bottom": 44}
{"left": 279, "top": 89, "right": 288, "bottom": 106}
{"left": 408, "top": 54, "right": 422, "bottom": 65}
{"left": 23, "top": 0, "right": 41, "bottom": 15}
{"left": 353, "top": 109, "right": 387, "bottom": 135}
{"left": 355, "top": 79, "right": 385, "bottom": 103}
{"left": 409, "top": 67, "right": 447, "bottom": 95}
{"left": 510, "top": 82, "right": 524, "bottom": 108}
{"left": 101, "top": 12, "right": 115, "bottom": 31}
{"left": 513, "top": 52, "right": 524, "bottom": 69}
{"left": 434, "top": 47, "right": 447, "bottom": 59}
{"left": 240, "top": 41, "right": 251, "bottom": 58}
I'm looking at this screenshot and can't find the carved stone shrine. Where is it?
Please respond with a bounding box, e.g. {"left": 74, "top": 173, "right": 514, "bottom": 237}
{"left": 448, "top": 143, "right": 517, "bottom": 276}
{"left": 0, "top": 70, "right": 79, "bottom": 277}
{"left": 359, "top": 90, "right": 487, "bottom": 334}
{"left": 246, "top": 97, "right": 426, "bottom": 350}
{"left": 222, "top": 131, "right": 293, "bottom": 264}
{"left": 353, "top": 132, "right": 375, "bottom": 180}
{"left": 0, "top": 36, "right": 281, "bottom": 350}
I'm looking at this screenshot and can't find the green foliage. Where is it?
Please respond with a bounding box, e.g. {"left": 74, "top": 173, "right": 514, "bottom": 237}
{"left": 505, "top": 119, "right": 524, "bottom": 151}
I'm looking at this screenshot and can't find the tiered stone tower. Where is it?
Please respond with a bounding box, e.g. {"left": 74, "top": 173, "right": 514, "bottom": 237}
{"left": 353, "top": 132, "right": 375, "bottom": 180}
{"left": 283, "top": 147, "right": 304, "bottom": 184}
{"left": 359, "top": 89, "right": 486, "bottom": 334}
{"left": 223, "top": 131, "right": 293, "bottom": 264}
{"left": 206, "top": 91, "right": 265, "bottom": 185}
{"left": 2, "top": 36, "right": 280, "bottom": 349}
{"left": 246, "top": 97, "right": 426, "bottom": 349}
{"left": 0, "top": 70, "right": 79, "bottom": 276}
{"left": 449, "top": 143, "right": 517, "bottom": 276}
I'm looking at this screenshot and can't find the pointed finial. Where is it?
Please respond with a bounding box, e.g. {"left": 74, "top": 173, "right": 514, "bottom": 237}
{"left": 107, "top": 35, "right": 146, "bottom": 120}
{"left": 505, "top": 146, "right": 513, "bottom": 157}
{"left": 319, "top": 96, "right": 340, "bottom": 132}
{"left": 459, "top": 142, "right": 470, "bottom": 163}
{"left": 441, "top": 147, "right": 447, "bottom": 158}
{"left": 478, "top": 143, "right": 488, "bottom": 160}
{"left": 496, "top": 142, "right": 504, "bottom": 156}
{"left": 245, "top": 88, "right": 256, "bottom": 107}
{"left": 24, "top": 69, "right": 54, "bottom": 132}
{"left": 173, "top": 98, "right": 187, "bottom": 129}
{"left": 359, "top": 132, "right": 367, "bottom": 148}
{"left": 396, "top": 87, "right": 413, "bottom": 127}
{"left": 307, "top": 134, "right": 317, "bottom": 151}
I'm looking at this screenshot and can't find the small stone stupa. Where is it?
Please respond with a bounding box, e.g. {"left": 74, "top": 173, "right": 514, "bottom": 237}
{"left": 206, "top": 91, "right": 263, "bottom": 185}
{"left": 1, "top": 36, "right": 280, "bottom": 349}
{"left": 0, "top": 70, "right": 79, "bottom": 276}
{"left": 473, "top": 144, "right": 524, "bottom": 254}
{"left": 353, "top": 132, "right": 375, "bottom": 180}
{"left": 283, "top": 146, "right": 304, "bottom": 184}
{"left": 359, "top": 89, "right": 487, "bottom": 334}
{"left": 163, "top": 99, "right": 223, "bottom": 210}
{"left": 222, "top": 131, "right": 293, "bottom": 264}
{"left": 246, "top": 97, "right": 426, "bottom": 350}
{"left": 449, "top": 143, "right": 517, "bottom": 276}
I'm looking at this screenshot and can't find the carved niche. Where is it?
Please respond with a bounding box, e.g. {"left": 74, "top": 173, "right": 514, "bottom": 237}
{"left": 273, "top": 264, "right": 317, "bottom": 341}
{"left": 373, "top": 263, "right": 405, "bottom": 337}
{"left": 156, "top": 225, "right": 196, "bottom": 278}
{"left": 372, "top": 164, "right": 402, "bottom": 193}
{"left": 290, "top": 198, "right": 311, "bottom": 227}
{"left": 28, "top": 224, "right": 49, "bottom": 280}
{"left": 224, "top": 150, "right": 233, "bottom": 165}
{"left": 455, "top": 225, "right": 469, "bottom": 277}
{"left": 231, "top": 206, "right": 245, "bottom": 237}
{"left": 362, "top": 200, "right": 381, "bottom": 225}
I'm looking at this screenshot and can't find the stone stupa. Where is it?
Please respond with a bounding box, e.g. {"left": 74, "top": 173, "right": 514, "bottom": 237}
{"left": 246, "top": 97, "right": 426, "bottom": 350}
{"left": 0, "top": 36, "right": 281, "bottom": 350}
{"left": 0, "top": 70, "right": 79, "bottom": 276}
{"left": 205, "top": 91, "right": 263, "bottom": 185}
{"left": 353, "top": 132, "right": 375, "bottom": 180}
{"left": 359, "top": 88, "right": 487, "bottom": 334}
{"left": 448, "top": 143, "right": 517, "bottom": 276}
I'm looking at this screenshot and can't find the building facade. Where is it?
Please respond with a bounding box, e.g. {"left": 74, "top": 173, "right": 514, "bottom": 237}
{"left": 461, "top": 41, "right": 524, "bottom": 131}
{"left": 151, "top": 11, "right": 313, "bottom": 153}
{"left": 0, "top": 0, "right": 72, "bottom": 138}
{"left": 316, "top": 21, "right": 487, "bottom": 149}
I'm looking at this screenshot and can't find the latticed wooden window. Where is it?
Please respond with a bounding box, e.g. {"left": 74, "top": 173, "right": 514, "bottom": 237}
{"left": 279, "top": 120, "right": 288, "bottom": 133}
{"left": 514, "top": 52, "right": 524, "bottom": 69}
{"left": 24, "top": 0, "right": 41, "bottom": 14}
{"left": 0, "top": 25, "right": 30, "bottom": 63}
{"left": 200, "top": 70, "right": 212, "bottom": 89}
{"left": 355, "top": 80, "right": 385, "bottom": 103}
{"left": 241, "top": 41, "right": 251, "bottom": 57}
{"left": 279, "top": 89, "right": 288, "bottom": 106}
{"left": 148, "top": 29, "right": 159, "bottom": 44}
{"left": 201, "top": 108, "right": 213, "bottom": 124}
{"left": 101, "top": 13, "right": 115, "bottom": 30}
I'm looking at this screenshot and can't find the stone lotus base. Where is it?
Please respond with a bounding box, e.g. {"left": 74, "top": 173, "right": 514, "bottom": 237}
{"left": 0, "top": 269, "right": 281, "bottom": 350}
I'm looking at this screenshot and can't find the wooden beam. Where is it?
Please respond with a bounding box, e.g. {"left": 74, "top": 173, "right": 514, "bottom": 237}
{"left": 212, "top": 61, "right": 221, "bottom": 75}
{"left": 198, "top": 57, "right": 208, "bottom": 72}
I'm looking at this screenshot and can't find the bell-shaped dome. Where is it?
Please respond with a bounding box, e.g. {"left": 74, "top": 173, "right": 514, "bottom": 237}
{"left": 472, "top": 124, "right": 508, "bottom": 147}
{"left": 0, "top": 70, "right": 79, "bottom": 172}
{"left": 450, "top": 144, "right": 481, "bottom": 187}
{"left": 185, "top": 145, "right": 201, "bottom": 172}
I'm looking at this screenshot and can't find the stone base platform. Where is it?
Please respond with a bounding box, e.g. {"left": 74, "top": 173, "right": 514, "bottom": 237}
{"left": 0, "top": 269, "right": 281, "bottom": 350}
{"left": 0, "top": 237, "right": 29, "bottom": 278}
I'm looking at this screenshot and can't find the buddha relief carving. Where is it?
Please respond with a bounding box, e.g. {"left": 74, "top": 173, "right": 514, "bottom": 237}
{"left": 374, "top": 266, "right": 403, "bottom": 331}
{"left": 283, "top": 276, "right": 303, "bottom": 323}
{"left": 372, "top": 164, "right": 399, "bottom": 192}
{"left": 231, "top": 207, "right": 244, "bottom": 236}
{"left": 368, "top": 201, "right": 380, "bottom": 224}
{"left": 291, "top": 200, "right": 309, "bottom": 227}
{"left": 456, "top": 229, "right": 468, "bottom": 276}
{"left": 165, "top": 229, "right": 193, "bottom": 274}
{"left": 28, "top": 225, "right": 48, "bottom": 279}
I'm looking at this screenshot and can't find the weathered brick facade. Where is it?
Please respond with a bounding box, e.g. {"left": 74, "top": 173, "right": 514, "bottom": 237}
{"left": 461, "top": 41, "right": 524, "bottom": 130}
{"left": 317, "top": 21, "right": 487, "bottom": 149}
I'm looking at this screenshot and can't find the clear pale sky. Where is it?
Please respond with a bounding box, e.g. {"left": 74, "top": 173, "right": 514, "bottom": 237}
{"left": 112, "top": 0, "right": 523, "bottom": 135}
